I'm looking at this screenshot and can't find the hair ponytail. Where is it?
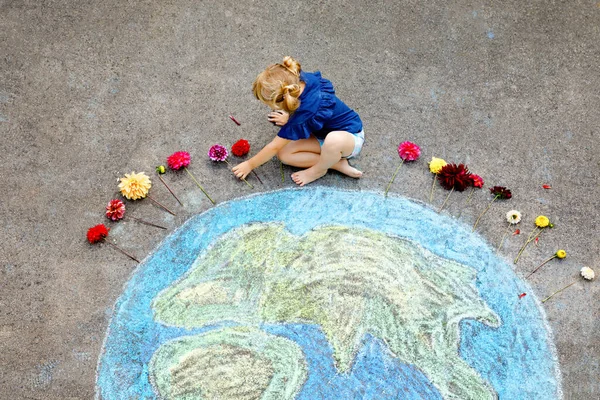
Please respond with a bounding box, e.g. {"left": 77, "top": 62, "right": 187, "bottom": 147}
{"left": 282, "top": 83, "right": 301, "bottom": 113}
{"left": 281, "top": 56, "right": 301, "bottom": 76}
{"left": 252, "top": 56, "right": 303, "bottom": 113}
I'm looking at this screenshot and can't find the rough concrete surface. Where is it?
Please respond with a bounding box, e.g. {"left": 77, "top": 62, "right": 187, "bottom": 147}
{"left": 1, "top": 0, "right": 598, "bottom": 399}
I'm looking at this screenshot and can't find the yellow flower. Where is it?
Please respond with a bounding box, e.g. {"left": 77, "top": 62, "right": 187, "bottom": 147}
{"left": 535, "top": 215, "right": 550, "bottom": 228}
{"left": 556, "top": 249, "right": 566, "bottom": 259}
{"left": 119, "top": 171, "right": 152, "bottom": 200}
{"left": 428, "top": 157, "right": 447, "bottom": 174}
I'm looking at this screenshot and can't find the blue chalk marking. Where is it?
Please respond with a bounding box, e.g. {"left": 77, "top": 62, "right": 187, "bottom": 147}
{"left": 96, "top": 188, "right": 561, "bottom": 399}
{"left": 487, "top": 30, "right": 495, "bottom": 39}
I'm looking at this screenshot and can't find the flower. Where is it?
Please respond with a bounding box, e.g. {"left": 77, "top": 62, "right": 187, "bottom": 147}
{"left": 231, "top": 139, "right": 251, "bottom": 157}
{"left": 167, "top": 151, "right": 191, "bottom": 170}
{"left": 506, "top": 210, "right": 522, "bottom": 224}
{"left": 526, "top": 249, "right": 567, "bottom": 278}
{"left": 473, "top": 184, "right": 512, "bottom": 231}
{"left": 438, "top": 163, "right": 472, "bottom": 192}
{"left": 87, "top": 224, "right": 109, "bottom": 244}
{"left": 543, "top": 267, "right": 596, "bottom": 302}
{"left": 471, "top": 174, "right": 484, "bottom": 188}
{"left": 156, "top": 165, "right": 166, "bottom": 174}
{"left": 86, "top": 223, "right": 139, "bottom": 262}
{"left": 428, "top": 157, "right": 447, "bottom": 174}
{"left": 490, "top": 186, "right": 512, "bottom": 199}
{"left": 581, "top": 267, "right": 595, "bottom": 280}
{"left": 208, "top": 144, "right": 229, "bottom": 162}
{"left": 385, "top": 141, "right": 421, "bottom": 196}
{"left": 398, "top": 141, "right": 421, "bottom": 161}
{"left": 119, "top": 172, "right": 152, "bottom": 200}
{"left": 535, "top": 215, "right": 550, "bottom": 228}
{"left": 106, "top": 199, "right": 126, "bottom": 221}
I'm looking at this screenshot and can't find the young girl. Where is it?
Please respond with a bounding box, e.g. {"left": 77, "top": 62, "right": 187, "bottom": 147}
{"left": 232, "top": 56, "right": 364, "bottom": 186}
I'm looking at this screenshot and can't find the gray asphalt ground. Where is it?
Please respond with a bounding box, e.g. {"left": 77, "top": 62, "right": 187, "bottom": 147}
{"left": 1, "top": 0, "right": 599, "bottom": 398}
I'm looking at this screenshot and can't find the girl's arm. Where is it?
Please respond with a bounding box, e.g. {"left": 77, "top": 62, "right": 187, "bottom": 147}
{"left": 232, "top": 136, "right": 290, "bottom": 179}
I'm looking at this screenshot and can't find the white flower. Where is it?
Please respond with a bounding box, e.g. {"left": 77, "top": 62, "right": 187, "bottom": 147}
{"left": 506, "top": 210, "right": 522, "bottom": 224}
{"left": 581, "top": 267, "right": 595, "bottom": 280}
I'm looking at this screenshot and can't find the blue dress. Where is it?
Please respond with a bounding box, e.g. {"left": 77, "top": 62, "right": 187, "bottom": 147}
{"left": 277, "top": 71, "right": 363, "bottom": 141}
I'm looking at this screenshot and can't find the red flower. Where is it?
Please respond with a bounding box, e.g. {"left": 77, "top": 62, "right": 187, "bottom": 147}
{"left": 106, "top": 199, "right": 126, "bottom": 221}
{"left": 167, "top": 151, "right": 191, "bottom": 170}
{"left": 490, "top": 186, "right": 512, "bottom": 199}
{"left": 87, "top": 224, "right": 109, "bottom": 244}
{"left": 471, "top": 174, "right": 484, "bottom": 188}
{"left": 437, "top": 163, "right": 472, "bottom": 192}
{"left": 231, "top": 139, "right": 250, "bottom": 157}
{"left": 397, "top": 141, "right": 421, "bottom": 161}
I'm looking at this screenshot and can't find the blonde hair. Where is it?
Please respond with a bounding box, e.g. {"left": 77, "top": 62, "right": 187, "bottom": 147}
{"left": 252, "top": 56, "right": 302, "bottom": 113}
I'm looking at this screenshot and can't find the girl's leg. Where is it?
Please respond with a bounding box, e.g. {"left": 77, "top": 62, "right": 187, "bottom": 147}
{"left": 291, "top": 131, "right": 362, "bottom": 186}
{"left": 277, "top": 136, "right": 322, "bottom": 167}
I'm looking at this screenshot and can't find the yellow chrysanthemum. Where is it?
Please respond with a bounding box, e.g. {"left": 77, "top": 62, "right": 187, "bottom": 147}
{"left": 119, "top": 171, "right": 152, "bottom": 200}
{"left": 428, "top": 157, "right": 447, "bottom": 174}
{"left": 535, "top": 215, "right": 550, "bottom": 228}
{"left": 556, "top": 249, "right": 567, "bottom": 259}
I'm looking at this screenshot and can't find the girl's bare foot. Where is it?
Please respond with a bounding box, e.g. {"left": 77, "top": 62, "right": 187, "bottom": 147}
{"left": 291, "top": 167, "right": 327, "bottom": 186}
{"left": 291, "top": 159, "right": 363, "bottom": 186}
{"left": 331, "top": 158, "right": 363, "bottom": 178}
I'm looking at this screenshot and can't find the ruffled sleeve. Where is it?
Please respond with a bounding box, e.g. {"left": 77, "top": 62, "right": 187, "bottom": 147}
{"left": 276, "top": 71, "right": 337, "bottom": 140}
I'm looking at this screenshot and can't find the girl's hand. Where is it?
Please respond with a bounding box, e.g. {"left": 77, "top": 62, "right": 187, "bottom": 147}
{"left": 268, "top": 110, "right": 289, "bottom": 126}
{"left": 232, "top": 161, "right": 253, "bottom": 180}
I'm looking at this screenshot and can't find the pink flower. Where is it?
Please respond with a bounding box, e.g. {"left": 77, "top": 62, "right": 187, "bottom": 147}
{"left": 398, "top": 141, "right": 421, "bottom": 161}
{"left": 106, "top": 199, "right": 126, "bottom": 221}
{"left": 471, "top": 174, "right": 484, "bottom": 188}
{"left": 167, "top": 151, "right": 191, "bottom": 170}
{"left": 208, "top": 144, "right": 228, "bottom": 162}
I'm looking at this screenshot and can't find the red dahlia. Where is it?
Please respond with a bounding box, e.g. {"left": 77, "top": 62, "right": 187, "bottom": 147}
{"left": 437, "top": 163, "right": 472, "bottom": 192}
{"left": 231, "top": 139, "right": 250, "bottom": 157}
{"left": 87, "top": 224, "right": 109, "bottom": 244}
{"left": 167, "top": 151, "right": 191, "bottom": 170}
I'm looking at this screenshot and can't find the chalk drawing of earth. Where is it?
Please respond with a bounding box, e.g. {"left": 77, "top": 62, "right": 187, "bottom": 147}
{"left": 96, "top": 187, "right": 561, "bottom": 400}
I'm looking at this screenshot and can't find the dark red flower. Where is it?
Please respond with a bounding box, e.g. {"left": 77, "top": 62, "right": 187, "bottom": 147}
{"left": 490, "top": 186, "right": 512, "bottom": 199}
{"left": 471, "top": 174, "right": 484, "bottom": 188}
{"left": 106, "top": 199, "right": 126, "bottom": 221}
{"left": 87, "top": 224, "right": 109, "bottom": 244}
{"left": 437, "top": 163, "right": 472, "bottom": 192}
{"left": 231, "top": 139, "right": 250, "bottom": 157}
{"left": 167, "top": 151, "right": 191, "bottom": 170}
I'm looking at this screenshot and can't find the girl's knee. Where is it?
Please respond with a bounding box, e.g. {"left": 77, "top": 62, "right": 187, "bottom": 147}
{"left": 277, "top": 148, "right": 290, "bottom": 164}
{"left": 323, "top": 131, "right": 352, "bottom": 148}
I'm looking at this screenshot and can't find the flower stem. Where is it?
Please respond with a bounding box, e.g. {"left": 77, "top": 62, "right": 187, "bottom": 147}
{"left": 497, "top": 224, "right": 512, "bottom": 253}
{"left": 104, "top": 240, "right": 140, "bottom": 263}
{"left": 127, "top": 215, "right": 167, "bottom": 230}
{"left": 465, "top": 187, "right": 475, "bottom": 205}
{"left": 385, "top": 160, "right": 404, "bottom": 197}
{"left": 226, "top": 160, "right": 253, "bottom": 188}
{"left": 280, "top": 161, "right": 285, "bottom": 183}
{"left": 147, "top": 195, "right": 176, "bottom": 216}
{"left": 542, "top": 281, "right": 576, "bottom": 303}
{"left": 526, "top": 255, "right": 557, "bottom": 279}
{"left": 252, "top": 170, "right": 263, "bottom": 185}
{"left": 438, "top": 187, "right": 454, "bottom": 213}
{"left": 472, "top": 195, "right": 499, "bottom": 231}
{"left": 514, "top": 227, "right": 541, "bottom": 264}
{"left": 429, "top": 174, "right": 436, "bottom": 203}
{"left": 158, "top": 175, "right": 183, "bottom": 206}
{"left": 185, "top": 167, "right": 216, "bottom": 205}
